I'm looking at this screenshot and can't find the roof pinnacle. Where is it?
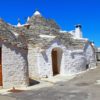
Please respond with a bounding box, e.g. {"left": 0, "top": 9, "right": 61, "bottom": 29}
{"left": 34, "top": 10, "right": 41, "bottom": 16}
{"left": 17, "top": 18, "right": 22, "bottom": 27}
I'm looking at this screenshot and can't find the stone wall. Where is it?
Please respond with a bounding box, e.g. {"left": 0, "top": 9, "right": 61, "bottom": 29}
{"left": 84, "top": 43, "right": 96, "bottom": 68}
{"left": 38, "top": 40, "right": 65, "bottom": 77}
{"left": 2, "top": 43, "right": 29, "bottom": 88}
{"left": 64, "top": 50, "right": 87, "bottom": 75}
{"left": 28, "top": 40, "right": 97, "bottom": 78}
{"left": 37, "top": 40, "right": 87, "bottom": 77}
{"left": 28, "top": 44, "right": 39, "bottom": 79}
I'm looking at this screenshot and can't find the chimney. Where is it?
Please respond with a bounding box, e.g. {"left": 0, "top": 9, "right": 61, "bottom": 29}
{"left": 75, "top": 24, "right": 82, "bottom": 38}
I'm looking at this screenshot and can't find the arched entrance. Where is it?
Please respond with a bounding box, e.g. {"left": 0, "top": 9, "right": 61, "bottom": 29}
{"left": 51, "top": 48, "right": 63, "bottom": 76}
{"left": 0, "top": 47, "right": 2, "bottom": 86}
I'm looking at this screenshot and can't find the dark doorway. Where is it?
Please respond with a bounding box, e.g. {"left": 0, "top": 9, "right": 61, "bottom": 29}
{"left": 51, "top": 48, "right": 62, "bottom": 76}
{"left": 0, "top": 47, "right": 2, "bottom": 86}
{"left": 52, "top": 49, "right": 59, "bottom": 76}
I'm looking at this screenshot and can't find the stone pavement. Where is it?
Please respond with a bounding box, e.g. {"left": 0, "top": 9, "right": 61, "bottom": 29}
{"left": 1, "top": 63, "right": 100, "bottom": 100}
{"left": 0, "top": 95, "right": 16, "bottom": 100}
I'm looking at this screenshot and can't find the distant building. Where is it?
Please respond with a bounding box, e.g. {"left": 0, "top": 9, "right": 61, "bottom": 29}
{"left": 96, "top": 48, "right": 100, "bottom": 61}
{"left": 0, "top": 11, "right": 96, "bottom": 88}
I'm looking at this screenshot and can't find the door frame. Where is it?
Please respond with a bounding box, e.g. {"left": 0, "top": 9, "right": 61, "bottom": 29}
{"left": 51, "top": 48, "right": 63, "bottom": 76}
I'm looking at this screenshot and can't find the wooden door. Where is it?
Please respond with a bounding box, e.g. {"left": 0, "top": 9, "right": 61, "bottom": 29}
{"left": 52, "top": 50, "right": 59, "bottom": 76}
{"left": 0, "top": 48, "right": 2, "bottom": 86}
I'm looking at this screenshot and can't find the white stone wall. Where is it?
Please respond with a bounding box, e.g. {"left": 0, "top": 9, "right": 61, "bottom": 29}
{"left": 2, "top": 43, "right": 29, "bottom": 88}
{"left": 37, "top": 40, "right": 87, "bottom": 77}
{"left": 28, "top": 44, "right": 39, "bottom": 78}
{"left": 38, "top": 40, "right": 65, "bottom": 77}
{"left": 64, "top": 50, "right": 87, "bottom": 75}
{"left": 28, "top": 40, "right": 96, "bottom": 78}
{"left": 84, "top": 43, "right": 96, "bottom": 68}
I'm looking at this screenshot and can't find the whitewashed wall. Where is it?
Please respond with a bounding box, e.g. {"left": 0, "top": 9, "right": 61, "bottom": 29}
{"left": 37, "top": 40, "right": 87, "bottom": 77}
{"left": 37, "top": 40, "right": 65, "bottom": 77}
{"left": 28, "top": 44, "right": 39, "bottom": 78}
{"left": 84, "top": 43, "right": 96, "bottom": 68}
{"left": 2, "top": 43, "right": 29, "bottom": 88}
{"left": 64, "top": 50, "right": 87, "bottom": 75}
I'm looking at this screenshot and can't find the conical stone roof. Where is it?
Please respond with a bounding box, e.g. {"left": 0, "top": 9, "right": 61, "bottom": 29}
{"left": 0, "top": 11, "right": 88, "bottom": 50}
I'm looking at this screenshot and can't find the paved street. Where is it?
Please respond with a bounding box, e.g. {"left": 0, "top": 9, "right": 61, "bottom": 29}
{"left": 1, "top": 63, "right": 100, "bottom": 100}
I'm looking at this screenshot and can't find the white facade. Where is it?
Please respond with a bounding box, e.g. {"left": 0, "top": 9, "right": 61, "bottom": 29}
{"left": 0, "top": 10, "right": 97, "bottom": 88}
{"left": 0, "top": 42, "right": 29, "bottom": 88}
{"left": 28, "top": 40, "right": 96, "bottom": 79}
{"left": 84, "top": 42, "right": 96, "bottom": 68}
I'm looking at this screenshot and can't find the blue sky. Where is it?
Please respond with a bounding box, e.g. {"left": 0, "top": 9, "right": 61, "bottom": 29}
{"left": 0, "top": 0, "right": 100, "bottom": 47}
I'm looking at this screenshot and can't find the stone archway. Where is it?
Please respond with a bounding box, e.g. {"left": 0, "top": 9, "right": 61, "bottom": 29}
{"left": 0, "top": 47, "right": 2, "bottom": 86}
{"left": 51, "top": 48, "right": 63, "bottom": 76}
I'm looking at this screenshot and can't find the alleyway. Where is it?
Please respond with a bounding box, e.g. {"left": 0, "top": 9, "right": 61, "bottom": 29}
{"left": 1, "top": 63, "right": 100, "bottom": 100}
